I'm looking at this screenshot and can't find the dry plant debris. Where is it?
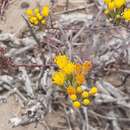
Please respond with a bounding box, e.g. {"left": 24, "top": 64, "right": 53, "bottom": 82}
{"left": 0, "top": 0, "right": 10, "bottom": 17}
{"left": 1, "top": 0, "right": 130, "bottom": 130}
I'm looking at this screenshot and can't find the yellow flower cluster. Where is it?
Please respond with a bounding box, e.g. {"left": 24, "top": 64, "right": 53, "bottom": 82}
{"left": 52, "top": 54, "right": 98, "bottom": 108}
{"left": 68, "top": 86, "right": 97, "bottom": 108}
{"left": 122, "top": 8, "right": 130, "bottom": 21}
{"left": 52, "top": 71, "right": 66, "bottom": 86}
{"left": 52, "top": 55, "right": 75, "bottom": 86}
{"left": 104, "top": 0, "right": 126, "bottom": 11}
{"left": 25, "top": 5, "right": 49, "bottom": 26}
{"left": 103, "top": 0, "right": 130, "bottom": 23}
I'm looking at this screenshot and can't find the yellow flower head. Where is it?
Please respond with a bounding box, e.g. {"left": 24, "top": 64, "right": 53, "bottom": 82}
{"left": 41, "top": 19, "right": 46, "bottom": 25}
{"left": 89, "top": 86, "right": 98, "bottom": 96}
{"left": 81, "top": 91, "right": 89, "bottom": 98}
{"left": 76, "top": 86, "right": 83, "bottom": 94}
{"left": 75, "top": 64, "right": 82, "bottom": 74}
{"left": 36, "top": 13, "right": 43, "bottom": 20}
{"left": 73, "top": 101, "right": 81, "bottom": 108}
{"left": 42, "top": 5, "right": 49, "bottom": 17}
{"left": 69, "top": 94, "right": 77, "bottom": 101}
{"left": 75, "top": 73, "right": 85, "bottom": 85}
{"left": 114, "top": 0, "right": 126, "bottom": 9}
{"left": 108, "top": 1, "right": 115, "bottom": 11}
{"left": 82, "top": 60, "right": 92, "bottom": 73}
{"left": 104, "top": 0, "right": 111, "bottom": 5}
{"left": 33, "top": 20, "right": 39, "bottom": 25}
{"left": 29, "top": 16, "right": 38, "bottom": 24}
{"left": 25, "top": 6, "right": 49, "bottom": 27}
{"left": 34, "top": 8, "right": 40, "bottom": 14}
{"left": 122, "top": 8, "right": 130, "bottom": 21}
{"left": 66, "top": 86, "right": 76, "bottom": 95}
{"left": 54, "top": 55, "right": 69, "bottom": 69}
{"left": 25, "top": 9, "right": 33, "bottom": 16}
{"left": 82, "top": 99, "right": 90, "bottom": 106}
{"left": 63, "top": 62, "right": 75, "bottom": 75}
{"left": 52, "top": 71, "right": 65, "bottom": 86}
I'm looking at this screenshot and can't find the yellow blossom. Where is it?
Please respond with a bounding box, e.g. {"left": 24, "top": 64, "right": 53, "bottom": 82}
{"left": 41, "top": 19, "right": 46, "bottom": 24}
{"left": 29, "top": 16, "right": 38, "bottom": 24}
{"left": 104, "top": 0, "right": 111, "bottom": 5}
{"left": 63, "top": 62, "right": 75, "bottom": 75}
{"left": 25, "top": 9, "right": 33, "bottom": 16}
{"left": 76, "top": 86, "right": 83, "bottom": 94}
{"left": 52, "top": 71, "right": 65, "bottom": 86}
{"left": 75, "top": 73, "right": 85, "bottom": 85}
{"left": 82, "top": 60, "right": 92, "bottom": 73}
{"left": 122, "top": 8, "right": 130, "bottom": 21}
{"left": 82, "top": 99, "right": 90, "bottom": 106}
{"left": 54, "top": 55, "right": 69, "bottom": 69}
{"left": 114, "top": 0, "right": 126, "bottom": 9}
{"left": 75, "top": 64, "right": 82, "bottom": 74}
{"left": 33, "top": 20, "right": 39, "bottom": 25}
{"left": 36, "top": 13, "right": 43, "bottom": 20}
{"left": 66, "top": 86, "right": 76, "bottom": 95}
{"left": 70, "top": 94, "right": 77, "bottom": 101}
{"left": 82, "top": 91, "right": 89, "bottom": 98}
{"left": 108, "top": 1, "right": 115, "bottom": 11}
{"left": 42, "top": 5, "right": 49, "bottom": 17}
{"left": 89, "top": 87, "right": 98, "bottom": 96}
{"left": 73, "top": 101, "right": 81, "bottom": 108}
{"left": 34, "top": 8, "right": 40, "bottom": 14}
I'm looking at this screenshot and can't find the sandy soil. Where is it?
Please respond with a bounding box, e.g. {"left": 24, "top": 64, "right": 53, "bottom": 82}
{"left": 0, "top": 96, "right": 45, "bottom": 130}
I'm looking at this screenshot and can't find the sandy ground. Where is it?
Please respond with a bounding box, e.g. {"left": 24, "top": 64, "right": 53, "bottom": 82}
{"left": 0, "top": 96, "right": 46, "bottom": 130}
{"left": 0, "top": 96, "right": 67, "bottom": 130}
